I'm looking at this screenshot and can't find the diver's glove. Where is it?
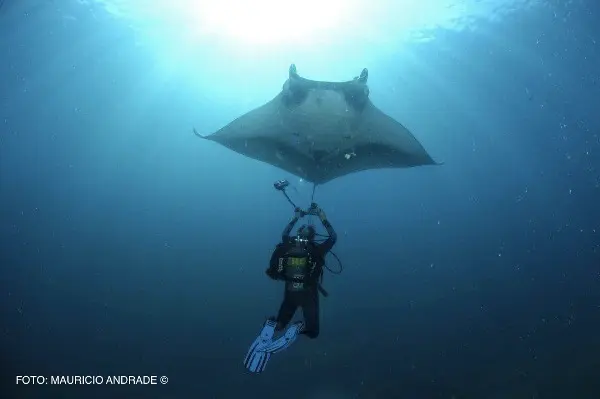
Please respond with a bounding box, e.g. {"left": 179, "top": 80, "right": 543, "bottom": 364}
{"left": 294, "top": 207, "right": 305, "bottom": 219}
{"left": 309, "top": 203, "right": 327, "bottom": 221}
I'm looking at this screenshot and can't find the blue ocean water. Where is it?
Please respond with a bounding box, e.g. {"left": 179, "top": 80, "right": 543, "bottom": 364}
{"left": 1, "top": 0, "right": 598, "bottom": 398}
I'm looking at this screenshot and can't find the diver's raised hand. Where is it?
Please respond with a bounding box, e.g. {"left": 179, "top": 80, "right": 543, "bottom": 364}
{"left": 309, "top": 203, "right": 327, "bottom": 221}
{"left": 294, "top": 207, "right": 305, "bottom": 219}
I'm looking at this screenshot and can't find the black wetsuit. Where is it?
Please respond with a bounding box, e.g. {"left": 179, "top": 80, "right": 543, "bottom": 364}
{"left": 267, "top": 215, "right": 337, "bottom": 339}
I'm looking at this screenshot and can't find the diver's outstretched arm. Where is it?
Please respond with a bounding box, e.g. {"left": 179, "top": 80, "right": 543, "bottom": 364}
{"left": 281, "top": 208, "right": 304, "bottom": 242}
{"left": 316, "top": 207, "right": 337, "bottom": 253}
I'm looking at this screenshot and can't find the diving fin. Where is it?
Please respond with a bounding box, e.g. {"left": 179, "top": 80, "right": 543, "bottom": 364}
{"left": 243, "top": 319, "right": 277, "bottom": 373}
{"left": 261, "top": 321, "right": 305, "bottom": 354}
{"left": 244, "top": 349, "right": 272, "bottom": 374}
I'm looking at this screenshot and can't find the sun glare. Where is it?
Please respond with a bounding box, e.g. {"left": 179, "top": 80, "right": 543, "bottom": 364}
{"left": 184, "top": 0, "right": 354, "bottom": 46}
{"left": 93, "top": 0, "right": 542, "bottom": 56}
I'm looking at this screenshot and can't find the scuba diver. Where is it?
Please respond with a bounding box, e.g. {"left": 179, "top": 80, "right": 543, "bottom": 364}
{"left": 244, "top": 197, "right": 337, "bottom": 373}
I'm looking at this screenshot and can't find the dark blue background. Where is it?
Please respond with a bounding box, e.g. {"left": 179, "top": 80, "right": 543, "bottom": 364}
{"left": 1, "top": 0, "right": 599, "bottom": 398}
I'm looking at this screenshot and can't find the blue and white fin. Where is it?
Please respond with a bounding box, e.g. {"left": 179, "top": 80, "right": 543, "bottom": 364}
{"left": 261, "top": 321, "right": 304, "bottom": 354}
{"left": 244, "top": 349, "right": 272, "bottom": 374}
{"left": 243, "top": 319, "right": 277, "bottom": 373}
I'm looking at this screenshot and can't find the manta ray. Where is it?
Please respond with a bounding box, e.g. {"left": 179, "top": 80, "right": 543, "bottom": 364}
{"left": 194, "top": 64, "right": 438, "bottom": 185}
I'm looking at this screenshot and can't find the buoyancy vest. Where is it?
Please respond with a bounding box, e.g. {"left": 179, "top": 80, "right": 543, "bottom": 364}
{"left": 278, "top": 242, "right": 319, "bottom": 292}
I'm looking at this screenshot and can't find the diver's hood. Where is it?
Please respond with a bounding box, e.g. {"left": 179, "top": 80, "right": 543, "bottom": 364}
{"left": 297, "top": 224, "right": 315, "bottom": 240}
